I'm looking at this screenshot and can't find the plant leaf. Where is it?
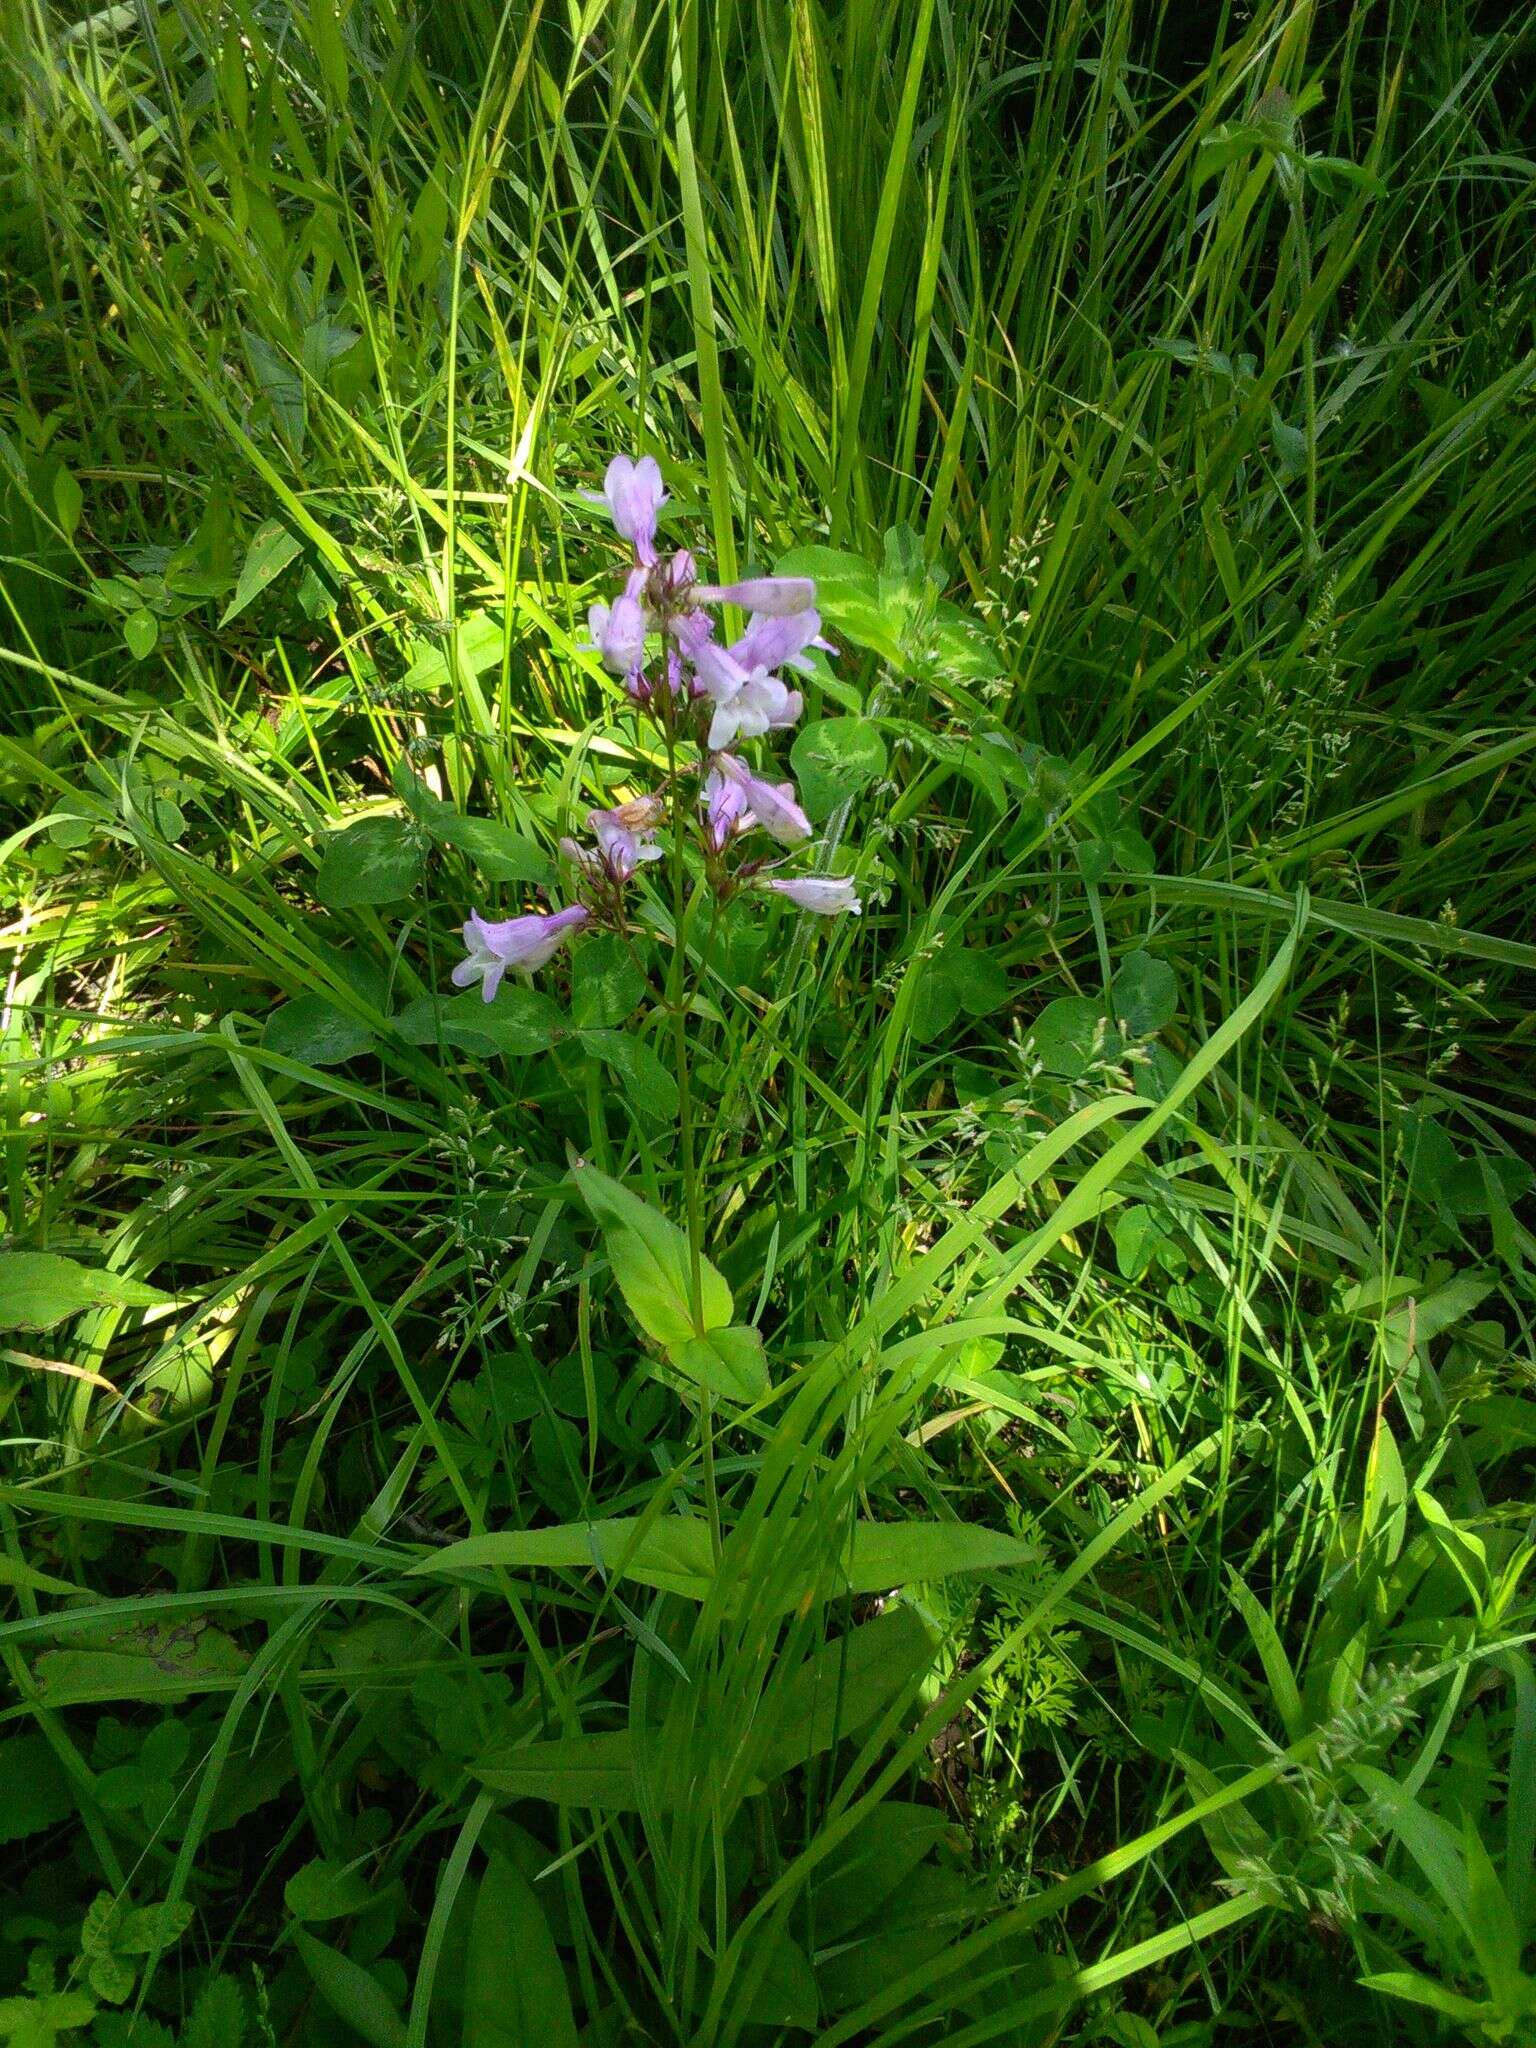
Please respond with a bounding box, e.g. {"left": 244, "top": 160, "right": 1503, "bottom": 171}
{"left": 221, "top": 518, "right": 302, "bottom": 625}
{"left": 472, "top": 1731, "right": 639, "bottom": 1812}
{"left": 668, "top": 1325, "right": 769, "bottom": 1402}
{"left": 0, "top": 1253, "right": 169, "bottom": 1334}
{"left": 263, "top": 995, "right": 375, "bottom": 1067}
{"left": 570, "top": 932, "right": 647, "bottom": 1030}
{"left": 574, "top": 1161, "right": 732, "bottom": 1346}
{"left": 462, "top": 1854, "right": 578, "bottom": 2047}
{"left": 314, "top": 817, "right": 423, "bottom": 909}
{"left": 293, "top": 1931, "right": 405, "bottom": 2048}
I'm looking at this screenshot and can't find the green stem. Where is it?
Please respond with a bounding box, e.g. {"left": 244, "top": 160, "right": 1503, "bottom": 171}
{"left": 1289, "top": 174, "right": 1320, "bottom": 577}
{"left": 663, "top": 714, "right": 722, "bottom": 1568}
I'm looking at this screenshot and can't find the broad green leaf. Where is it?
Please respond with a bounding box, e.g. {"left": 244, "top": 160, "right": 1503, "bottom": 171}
{"left": 416, "top": 1516, "right": 1034, "bottom": 1608}
{"left": 314, "top": 817, "right": 423, "bottom": 909}
{"left": 774, "top": 543, "right": 901, "bottom": 662}
{"left": 1461, "top": 1814, "right": 1523, "bottom": 2002}
{"left": 393, "top": 986, "right": 565, "bottom": 1058}
{"left": 0, "top": 1989, "right": 98, "bottom": 2040}
{"left": 1111, "top": 824, "right": 1157, "bottom": 874}
{"left": 0, "top": 1253, "right": 168, "bottom": 1333}
{"left": 0, "top": 1736, "right": 74, "bottom": 1845}
{"left": 462, "top": 1854, "right": 578, "bottom": 2048}
{"left": 909, "top": 945, "right": 1010, "bottom": 1044}
{"left": 791, "top": 717, "right": 888, "bottom": 821}
{"left": 263, "top": 995, "right": 374, "bottom": 1067}
{"left": 1305, "top": 154, "right": 1386, "bottom": 201}
{"left": 669, "top": 1325, "right": 769, "bottom": 1403}
{"left": 1028, "top": 995, "right": 1109, "bottom": 1080}
{"left": 750, "top": 1604, "right": 938, "bottom": 1787}
{"left": 745, "top": 1932, "right": 819, "bottom": 2033}
{"left": 428, "top": 812, "right": 553, "bottom": 884}
{"left": 416, "top": 1518, "right": 716, "bottom": 1601}
{"left": 574, "top": 1161, "right": 732, "bottom": 1346}
{"left": 473, "top": 1731, "right": 638, "bottom": 1812}
{"left": 221, "top": 518, "right": 302, "bottom": 625}
{"left": 399, "top": 610, "right": 507, "bottom": 693}
{"left": 1078, "top": 838, "right": 1114, "bottom": 885}
{"left": 117, "top": 1899, "right": 194, "bottom": 1954}
{"left": 52, "top": 464, "right": 83, "bottom": 537}
{"left": 284, "top": 1857, "right": 376, "bottom": 1923}
{"left": 810, "top": 1800, "right": 958, "bottom": 1943}
{"left": 842, "top": 1520, "right": 1037, "bottom": 1592}
{"left": 931, "top": 600, "right": 1005, "bottom": 684}
{"left": 32, "top": 1625, "right": 248, "bottom": 1707}
{"left": 392, "top": 768, "right": 553, "bottom": 884}
{"left": 293, "top": 1930, "right": 406, "bottom": 2048}
{"left": 123, "top": 609, "right": 158, "bottom": 660}
{"left": 244, "top": 331, "right": 306, "bottom": 449}
{"left": 1112, "top": 1204, "right": 1171, "bottom": 1280}
{"left": 579, "top": 1030, "right": 678, "bottom": 1121}
{"left": 570, "top": 933, "right": 647, "bottom": 1029}
{"left": 816, "top": 1864, "right": 981, "bottom": 2013}
{"left": 183, "top": 1976, "right": 247, "bottom": 2048}
{"left": 1357, "top": 1972, "right": 1495, "bottom": 2024}
{"left": 1270, "top": 407, "right": 1309, "bottom": 480}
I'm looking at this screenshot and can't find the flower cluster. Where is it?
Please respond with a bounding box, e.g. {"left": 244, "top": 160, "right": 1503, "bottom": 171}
{"left": 454, "top": 454, "right": 861, "bottom": 999}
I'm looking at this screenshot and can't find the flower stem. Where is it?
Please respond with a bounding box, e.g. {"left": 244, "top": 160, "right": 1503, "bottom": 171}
{"left": 663, "top": 716, "right": 723, "bottom": 1568}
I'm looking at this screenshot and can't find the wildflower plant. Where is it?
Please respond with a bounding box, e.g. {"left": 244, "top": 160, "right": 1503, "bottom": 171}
{"left": 453, "top": 452, "right": 857, "bottom": 1009}
{"left": 439, "top": 454, "right": 865, "bottom": 1427}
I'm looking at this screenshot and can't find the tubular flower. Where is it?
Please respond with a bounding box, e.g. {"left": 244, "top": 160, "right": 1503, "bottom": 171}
{"left": 693, "top": 576, "right": 816, "bottom": 617}
{"left": 600, "top": 455, "right": 667, "bottom": 564}
{"left": 586, "top": 796, "right": 665, "bottom": 879}
{"left": 587, "top": 592, "right": 648, "bottom": 678}
{"left": 706, "top": 672, "right": 801, "bottom": 752}
{"left": 731, "top": 607, "right": 834, "bottom": 677}
{"left": 671, "top": 609, "right": 814, "bottom": 746}
{"left": 763, "top": 875, "right": 861, "bottom": 916}
{"left": 452, "top": 905, "right": 589, "bottom": 1000}
{"left": 702, "top": 765, "right": 754, "bottom": 852}
{"left": 714, "top": 753, "right": 812, "bottom": 847}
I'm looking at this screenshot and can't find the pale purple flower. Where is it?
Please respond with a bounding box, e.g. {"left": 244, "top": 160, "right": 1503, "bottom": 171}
{"left": 586, "top": 589, "right": 648, "bottom": 677}
{"left": 694, "top": 576, "right": 816, "bottom": 617}
{"left": 714, "top": 753, "right": 811, "bottom": 847}
{"left": 670, "top": 610, "right": 737, "bottom": 696}
{"left": 702, "top": 765, "right": 754, "bottom": 852}
{"left": 587, "top": 796, "right": 665, "bottom": 879}
{"left": 600, "top": 455, "right": 666, "bottom": 564}
{"left": 764, "top": 876, "right": 861, "bottom": 916}
{"left": 671, "top": 609, "right": 812, "bottom": 741}
{"left": 732, "top": 607, "right": 834, "bottom": 677}
{"left": 453, "top": 905, "right": 589, "bottom": 1000}
{"left": 662, "top": 548, "right": 696, "bottom": 597}
{"left": 706, "top": 670, "right": 803, "bottom": 751}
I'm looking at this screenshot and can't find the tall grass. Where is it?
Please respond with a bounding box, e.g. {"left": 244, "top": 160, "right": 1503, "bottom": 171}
{"left": 1, "top": 0, "right": 1534, "bottom": 2042}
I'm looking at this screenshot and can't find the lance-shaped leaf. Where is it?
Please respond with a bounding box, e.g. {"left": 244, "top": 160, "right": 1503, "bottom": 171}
{"left": 573, "top": 1160, "right": 732, "bottom": 1347}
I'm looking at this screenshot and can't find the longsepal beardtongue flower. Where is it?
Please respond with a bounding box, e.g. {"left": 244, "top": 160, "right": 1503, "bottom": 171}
{"left": 562, "top": 797, "right": 666, "bottom": 882}
{"left": 534, "top": 450, "right": 861, "bottom": 952}
{"left": 595, "top": 455, "right": 666, "bottom": 564}
{"left": 692, "top": 576, "right": 815, "bottom": 617}
{"left": 763, "top": 876, "right": 862, "bottom": 916}
{"left": 702, "top": 764, "right": 754, "bottom": 852}
{"left": 713, "top": 753, "right": 811, "bottom": 847}
{"left": 453, "top": 905, "right": 589, "bottom": 1000}
{"left": 585, "top": 566, "right": 650, "bottom": 683}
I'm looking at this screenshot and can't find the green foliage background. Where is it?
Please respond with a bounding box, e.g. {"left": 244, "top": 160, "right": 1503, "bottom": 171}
{"left": 1, "top": 0, "right": 1534, "bottom": 2042}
